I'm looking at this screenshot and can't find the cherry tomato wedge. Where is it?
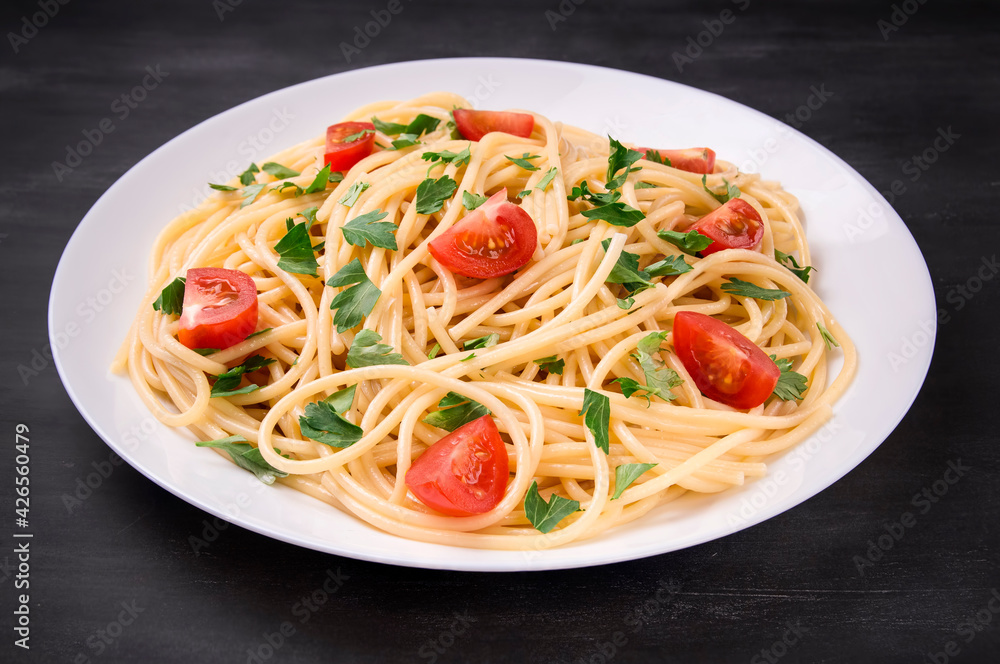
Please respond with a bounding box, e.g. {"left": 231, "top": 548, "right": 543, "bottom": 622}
{"left": 689, "top": 198, "right": 764, "bottom": 256}
{"left": 428, "top": 188, "right": 537, "bottom": 278}
{"left": 177, "top": 268, "right": 258, "bottom": 351}
{"left": 672, "top": 311, "right": 779, "bottom": 409}
{"left": 453, "top": 109, "right": 534, "bottom": 141}
{"left": 405, "top": 415, "right": 509, "bottom": 517}
{"left": 323, "top": 121, "right": 375, "bottom": 172}
{"left": 634, "top": 147, "right": 716, "bottom": 174}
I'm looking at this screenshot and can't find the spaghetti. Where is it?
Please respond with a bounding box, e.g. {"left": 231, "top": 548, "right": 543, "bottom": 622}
{"left": 113, "top": 92, "right": 856, "bottom": 550}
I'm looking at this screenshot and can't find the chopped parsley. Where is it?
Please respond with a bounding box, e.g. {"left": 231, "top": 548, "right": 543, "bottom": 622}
{"left": 601, "top": 238, "right": 653, "bottom": 307}
{"left": 304, "top": 164, "right": 334, "bottom": 195}
{"left": 345, "top": 329, "right": 408, "bottom": 368}
{"left": 421, "top": 145, "right": 471, "bottom": 169}
{"left": 645, "top": 255, "right": 691, "bottom": 277}
{"left": 338, "top": 181, "right": 370, "bottom": 207}
{"left": 770, "top": 355, "right": 808, "bottom": 401}
{"left": 195, "top": 435, "right": 287, "bottom": 485}
{"left": 505, "top": 153, "right": 541, "bottom": 171}
{"left": 774, "top": 249, "right": 814, "bottom": 283}
{"left": 210, "top": 355, "right": 276, "bottom": 398}
{"left": 239, "top": 183, "right": 267, "bottom": 209}
{"left": 327, "top": 259, "right": 381, "bottom": 332}
{"left": 702, "top": 174, "right": 740, "bottom": 204}
{"left": 817, "top": 322, "right": 839, "bottom": 350}
{"left": 152, "top": 277, "right": 186, "bottom": 315}
{"left": 612, "top": 463, "right": 658, "bottom": 500}
{"left": 422, "top": 392, "right": 491, "bottom": 432}
{"left": 415, "top": 175, "right": 458, "bottom": 215}
{"left": 274, "top": 220, "right": 319, "bottom": 276}
{"left": 656, "top": 229, "right": 712, "bottom": 256}
{"left": 643, "top": 149, "right": 670, "bottom": 167}
{"left": 209, "top": 183, "right": 237, "bottom": 192}
{"left": 261, "top": 162, "right": 300, "bottom": 179}
{"left": 580, "top": 388, "right": 611, "bottom": 454}
{"left": 536, "top": 167, "right": 559, "bottom": 191}
{"left": 464, "top": 333, "right": 500, "bottom": 350}
{"left": 238, "top": 163, "right": 259, "bottom": 186}
{"left": 298, "top": 397, "right": 363, "bottom": 448}
{"left": 427, "top": 343, "right": 441, "bottom": 359}
{"left": 341, "top": 209, "right": 398, "bottom": 251}
{"left": 462, "top": 191, "right": 488, "bottom": 210}
{"left": 570, "top": 180, "right": 644, "bottom": 228}
{"left": 606, "top": 138, "right": 643, "bottom": 190}
{"left": 323, "top": 384, "right": 357, "bottom": 415}
{"left": 612, "top": 332, "right": 682, "bottom": 404}
{"left": 523, "top": 481, "right": 580, "bottom": 534}
{"left": 721, "top": 278, "right": 791, "bottom": 301}
{"left": 533, "top": 355, "right": 565, "bottom": 375}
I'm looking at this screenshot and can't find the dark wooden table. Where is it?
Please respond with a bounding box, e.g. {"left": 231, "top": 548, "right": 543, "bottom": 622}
{"left": 2, "top": 0, "right": 998, "bottom": 662}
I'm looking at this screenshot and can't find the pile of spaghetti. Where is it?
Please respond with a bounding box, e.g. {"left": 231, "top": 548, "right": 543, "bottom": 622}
{"left": 114, "top": 92, "right": 856, "bottom": 550}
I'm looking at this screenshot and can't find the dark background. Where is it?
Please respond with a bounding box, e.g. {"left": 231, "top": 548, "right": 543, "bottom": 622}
{"left": 2, "top": 0, "right": 998, "bottom": 662}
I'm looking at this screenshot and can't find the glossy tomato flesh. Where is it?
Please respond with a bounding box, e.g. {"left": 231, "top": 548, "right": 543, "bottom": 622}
{"left": 672, "top": 311, "right": 779, "bottom": 409}
{"left": 690, "top": 199, "right": 764, "bottom": 256}
{"left": 324, "top": 121, "right": 376, "bottom": 172}
{"left": 635, "top": 147, "right": 716, "bottom": 174}
{"left": 453, "top": 109, "right": 534, "bottom": 141}
{"left": 405, "top": 415, "right": 509, "bottom": 516}
{"left": 428, "top": 188, "right": 537, "bottom": 278}
{"left": 177, "top": 267, "right": 258, "bottom": 351}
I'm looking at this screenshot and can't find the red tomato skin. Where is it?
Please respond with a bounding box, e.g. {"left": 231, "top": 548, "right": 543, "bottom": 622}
{"left": 428, "top": 188, "right": 537, "bottom": 279}
{"left": 690, "top": 199, "right": 764, "bottom": 256}
{"left": 324, "top": 122, "right": 376, "bottom": 172}
{"left": 672, "top": 311, "right": 779, "bottom": 409}
{"left": 453, "top": 109, "right": 534, "bottom": 141}
{"left": 177, "top": 268, "right": 258, "bottom": 351}
{"left": 405, "top": 415, "right": 509, "bottom": 517}
{"left": 635, "top": 147, "right": 716, "bottom": 174}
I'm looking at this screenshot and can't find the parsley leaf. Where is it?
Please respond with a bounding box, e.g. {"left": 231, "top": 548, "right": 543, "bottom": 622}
{"left": 209, "top": 183, "right": 238, "bottom": 192}
{"left": 391, "top": 134, "right": 421, "bottom": 149}
{"left": 633, "top": 181, "right": 658, "bottom": 190}
{"left": 462, "top": 191, "right": 487, "bottom": 210}
{"left": 770, "top": 355, "right": 808, "bottom": 401}
{"left": 415, "top": 175, "right": 458, "bottom": 215}
{"left": 371, "top": 117, "right": 408, "bottom": 135}
{"left": 422, "top": 145, "right": 472, "bottom": 169}
{"left": 643, "top": 149, "right": 671, "bottom": 167}
{"left": 404, "top": 114, "right": 441, "bottom": 136}
{"left": 523, "top": 481, "right": 580, "bottom": 534}
{"left": 299, "top": 399, "right": 363, "bottom": 448}
{"left": 580, "top": 388, "right": 611, "bottom": 454}
{"left": 338, "top": 181, "right": 370, "bottom": 207}
{"left": 211, "top": 355, "right": 276, "bottom": 398}
{"left": 327, "top": 259, "right": 381, "bottom": 332}
{"left": 645, "top": 255, "right": 691, "bottom": 277}
{"left": 298, "top": 207, "right": 319, "bottom": 227}
{"left": 422, "top": 392, "right": 491, "bottom": 432}
{"left": 240, "top": 183, "right": 267, "bottom": 208}
{"left": 572, "top": 180, "right": 645, "bottom": 227}
{"left": 612, "top": 463, "right": 658, "bottom": 500}
{"left": 345, "top": 329, "right": 408, "bottom": 368}
{"left": 245, "top": 328, "right": 272, "bottom": 340}
{"left": 536, "top": 167, "right": 558, "bottom": 191}
{"left": 195, "top": 435, "right": 288, "bottom": 485}
{"left": 721, "top": 278, "right": 791, "bottom": 301}
{"left": 324, "top": 384, "right": 356, "bottom": 415}
{"left": 272, "top": 181, "right": 304, "bottom": 197}
{"left": 657, "top": 229, "right": 713, "bottom": 256}
{"left": 606, "top": 138, "right": 643, "bottom": 190}
{"left": 274, "top": 221, "right": 319, "bottom": 276}
{"left": 341, "top": 209, "right": 398, "bottom": 250}
{"left": 304, "top": 164, "right": 333, "bottom": 195}
{"left": 152, "top": 277, "right": 186, "bottom": 315}
{"left": 239, "top": 163, "right": 259, "bottom": 186}
{"left": 702, "top": 175, "right": 740, "bottom": 204}
{"left": 261, "top": 162, "right": 300, "bottom": 179}
{"left": 774, "top": 250, "right": 814, "bottom": 283}
{"left": 342, "top": 129, "right": 374, "bottom": 143}
{"left": 506, "top": 153, "right": 541, "bottom": 171}
{"left": 601, "top": 238, "right": 653, "bottom": 297}
{"left": 817, "top": 322, "right": 840, "bottom": 349}
{"left": 617, "top": 331, "right": 683, "bottom": 404}
{"left": 193, "top": 348, "right": 219, "bottom": 356}
{"left": 534, "top": 355, "right": 565, "bottom": 375}
{"left": 464, "top": 333, "right": 499, "bottom": 350}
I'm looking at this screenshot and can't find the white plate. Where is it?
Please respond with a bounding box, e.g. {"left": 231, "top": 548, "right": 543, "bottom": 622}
{"left": 50, "top": 58, "right": 935, "bottom": 571}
